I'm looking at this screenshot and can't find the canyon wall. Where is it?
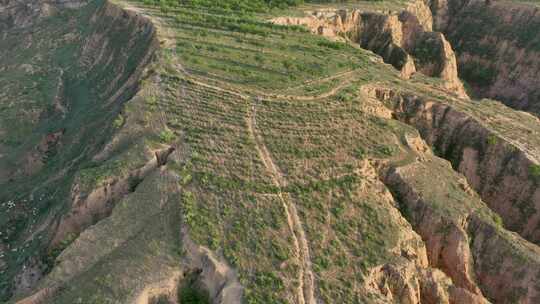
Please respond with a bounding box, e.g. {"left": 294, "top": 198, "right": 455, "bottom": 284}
{"left": 275, "top": 0, "right": 540, "bottom": 114}
{"left": 362, "top": 82, "right": 540, "bottom": 302}
{"left": 272, "top": 1, "right": 468, "bottom": 98}
{"left": 366, "top": 86, "right": 540, "bottom": 245}
{"left": 430, "top": 0, "right": 540, "bottom": 115}
{"left": 384, "top": 156, "right": 540, "bottom": 303}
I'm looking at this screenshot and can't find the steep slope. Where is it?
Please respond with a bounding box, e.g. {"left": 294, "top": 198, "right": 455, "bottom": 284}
{"left": 0, "top": 0, "right": 89, "bottom": 31}
{"left": 383, "top": 155, "right": 540, "bottom": 303}
{"left": 365, "top": 85, "right": 540, "bottom": 244}
{"left": 429, "top": 0, "right": 540, "bottom": 115}
{"left": 0, "top": 0, "right": 157, "bottom": 300}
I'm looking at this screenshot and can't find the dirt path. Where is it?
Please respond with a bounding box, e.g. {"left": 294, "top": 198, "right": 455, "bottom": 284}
{"left": 280, "top": 67, "right": 358, "bottom": 92}
{"left": 246, "top": 101, "right": 316, "bottom": 304}
{"left": 275, "top": 76, "right": 353, "bottom": 101}
{"left": 188, "top": 71, "right": 352, "bottom": 102}
{"left": 118, "top": 3, "right": 317, "bottom": 302}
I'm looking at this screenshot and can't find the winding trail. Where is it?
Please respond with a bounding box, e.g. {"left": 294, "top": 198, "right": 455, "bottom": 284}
{"left": 246, "top": 100, "right": 316, "bottom": 304}
{"left": 187, "top": 71, "right": 353, "bottom": 102}
{"left": 117, "top": 2, "right": 318, "bottom": 302}
{"left": 282, "top": 68, "right": 359, "bottom": 92}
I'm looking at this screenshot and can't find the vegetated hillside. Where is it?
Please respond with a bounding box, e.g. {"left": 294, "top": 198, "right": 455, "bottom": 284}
{"left": 1, "top": 0, "right": 539, "bottom": 303}
{"left": 0, "top": 0, "right": 157, "bottom": 300}
{"left": 429, "top": 0, "right": 540, "bottom": 115}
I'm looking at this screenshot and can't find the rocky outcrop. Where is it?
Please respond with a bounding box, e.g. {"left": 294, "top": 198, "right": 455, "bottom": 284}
{"left": 383, "top": 156, "right": 540, "bottom": 303}
{"left": 366, "top": 86, "right": 540, "bottom": 245}
{"left": 403, "top": 95, "right": 540, "bottom": 243}
{"left": 327, "top": 160, "right": 487, "bottom": 304}
{"left": 272, "top": 3, "right": 467, "bottom": 98}
{"left": 357, "top": 12, "right": 418, "bottom": 79}
{"left": 408, "top": 31, "right": 464, "bottom": 95}
{"left": 405, "top": 0, "right": 434, "bottom": 30}
{"left": 181, "top": 232, "right": 243, "bottom": 304}
{"left": 384, "top": 159, "right": 482, "bottom": 296}
{"left": 363, "top": 259, "right": 488, "bottom": 304}
{"left": 348, "top": 160, "right": 480, "bottom": 304}
{"left": 429, "top": 0, "right": 540, "bottom": 115}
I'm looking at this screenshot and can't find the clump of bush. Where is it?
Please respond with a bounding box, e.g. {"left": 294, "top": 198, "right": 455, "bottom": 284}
{"left": 530, "top": 164, "right": 540, "bottom": 180}
{"left": 486, "top": 134, "right": 498, "bottom": 146}
{"left": 317, "top": 40, "right": 346, "bottom": 50}
{"left": 159, "top": 129, "right": 175, "bottom": 143}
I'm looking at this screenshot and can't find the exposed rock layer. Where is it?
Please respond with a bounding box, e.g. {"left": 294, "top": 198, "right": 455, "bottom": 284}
{"left": 429, "top": 0, "right": 540, "bottom": 115}
{"left": 366, "top": 86, "right": 540, "bottom": 245}
{"left": 347, "top": 160, "right": 485, "bottom": 304}
{"left": 272, "top": 2, "right": 467, "bottom": 98}
{"left": 383, "top": 156, "right": 540, "bottom": 303}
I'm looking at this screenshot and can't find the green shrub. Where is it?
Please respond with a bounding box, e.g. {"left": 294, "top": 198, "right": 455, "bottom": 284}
{"left": 113, "top": 114, "right": 124, "bottom": 128}
{"left": 377, "top": 145, "right": 397, "bottom": 156}
{"left": 159, "top": 129, "right": 175, "bottom": 143}
{"left": 493, "top": 214, "right": 504, "bottom": 228}
{"left": 460, "top": 62, "right": 496, "bottom": 86}
{"left": 317, "top": 40, "right": 345, "bottom": 50}
{"left": 354, "top": 146, "right": 365, "bottom": 159}
{"left": 530, "top": 164, "right": 540, "bottom": 180}
{"left": 178, "top": 286, "right": 209, "bottom": 304}
{"left": 486, "top": 134, "right": 498, "bottom": 146}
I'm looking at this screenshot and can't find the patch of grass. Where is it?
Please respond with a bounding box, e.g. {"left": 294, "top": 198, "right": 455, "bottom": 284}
{"left": 492, "top": 214, "right": 504, "bottom": 228}
{"left": 178, "top": 286, "right": 209, "bottom": 304}
{"left": 113, "top": 114, "right": 125, "bottom": 128}
{"left": 529, "top": 164, "right": 540, "bottom": 180}
{"left": 486, "top": 134, "right": 498, "bottom": 146}
{"left": 132, "top": 0, "right": 369, "bottom": 92}
{"left": 376, "top": 145, "right": 398, "bottom": 156}
{"left": 317, "top": 40, "right": 346, "bottom": 50}
{"left": 45, "top": 232, "right": 78, "bottom": 270}
{"left": 159, "top": 129, "right": 176, "bottom": 143}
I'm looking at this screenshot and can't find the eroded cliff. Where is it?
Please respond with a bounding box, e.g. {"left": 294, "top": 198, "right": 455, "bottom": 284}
{"left": 365, "top": 85, "right": 540, "bottom": 243}
{"left": 383, "top": 155, "right": 540, "bottom": 303}
{"left": 429, "top": 0, "right": 540, "bottom": 115}
{"left": 272, "top": 1, "right": 468, "bottom": 98}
